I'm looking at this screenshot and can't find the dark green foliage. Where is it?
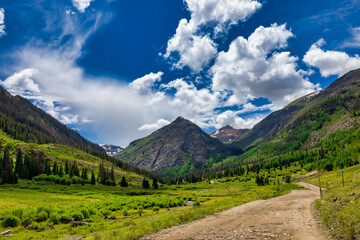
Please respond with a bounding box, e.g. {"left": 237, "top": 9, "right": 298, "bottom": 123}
{"left": 81, "top": 167, "right": 88, "bottom": 181}
{"left": 1, "top": 215, "right": 20, "bottom": 227}
{"left": 120, "top": 176, "right": 128, "bottom": 187}
{"left": 90, "top": 171, "right": 96, "bottom": 185}
{"left": 52, "top": 162, "right": 58, "bottom": 175}
{"left": 65, "top": 160, "right": 69, "bottom": 174}
{"left": 152, "top": 178, "right": 159, "bottom": 189}
{"left": 142, "top": 178, "right": 150, "bottom": 189}
{"left": 72, "top": 212, "right": 84, "bottom": 221}
{"left": 36, "top": 211, "right": 48, "bottom": 222}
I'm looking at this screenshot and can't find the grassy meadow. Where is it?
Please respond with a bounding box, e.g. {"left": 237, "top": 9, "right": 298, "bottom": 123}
{"left": 0, "top": 178, "right": 301, "bottom": 239}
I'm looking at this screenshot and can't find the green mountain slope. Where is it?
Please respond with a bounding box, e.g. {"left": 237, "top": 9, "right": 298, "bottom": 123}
{"left": 0, "top": 129, "right": 146, "bottom": 186}
{"left": 0, "top": 86, "right": 104, "bottom": 155}
{"left": 116, "top": 117, "right": 227, "bottom": 174}
{"left": 232, "top": 68, "right": 360, "bottom": 151}
{"left": 222, "top": 68, "right": 360, "bottom": 171}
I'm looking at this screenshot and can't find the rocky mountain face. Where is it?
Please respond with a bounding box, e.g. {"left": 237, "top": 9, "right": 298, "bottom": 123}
{"left": 116, "top": 117, "right": 226, "bottom": 171}
{"left": 210, "top": 125, "right": 249, "bottom": 143}
{"left": 0, "top": 86, "right": 105, "bottom": 155}
{"left": 232, "top": 68, "right": 360, "bottom": 151}
{"left": 101, "top": 144, "right": 123, "bottom": 156}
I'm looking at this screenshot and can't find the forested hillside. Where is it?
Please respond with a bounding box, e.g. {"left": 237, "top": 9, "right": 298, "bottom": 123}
{"left": 0, "top": 86, "right": 104, "bottom": 155}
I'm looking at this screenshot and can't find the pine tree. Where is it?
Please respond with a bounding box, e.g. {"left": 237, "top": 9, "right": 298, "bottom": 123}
{"left": 142, "top": 178, "right": 150, "bottom": 189}
{"left": 110, "top": 165, "right": 115, "bottom": 181}
{"left": 52, "top": 162, "right": 58, "bottom": 175}
{"left": 65, "top": 160, "right": 69, "bottom": 174}
{"left": 15, "top": 149, "right": 23, "bottom": 175}
{"left": 45, "top": 160, "right": 51, "bottom": 175}
{"left": 152, "top": 178, "right": 159, "bottom": 189}
{"left": 120, "top": 176, "right": 128, "bottom": 187}
{"left": 3, "top": 146, "right": 12, "bottom": 184}
{"left": 81, "top": 167, "right": 88, "bottom": 181}
{"left": 90, "top": 171, "right": 96, "bottom": 185}
{"left": 58, "top": 164, "right": 64, "bottom": 177}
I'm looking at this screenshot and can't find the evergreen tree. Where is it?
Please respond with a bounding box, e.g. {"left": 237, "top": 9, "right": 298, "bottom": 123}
{"left": 110, "top": 165, "right": 115, "bottom": 181}
{"left": 142, "top": 178, "right": 150, "bottom": 189}
{"left": 65, "top": 160, "right": 69, "bottom": 174}
{"left": 81, "top": 167, "right": 88, "bottom": 181}
{"left": 2, "top": 146, "right": 13, "bottom": 184}
{"left": 90, "top": 171, "right": 96, "bottom": 185}
{"left": 45, "top": 160, "right": 51, "bottom": 175}
{"left": 15, "top": 149, "right": 23, "bottom": 175}
{"left": 52, "top": 162, "right": 58, "bottom": 175}
{"left": 21, "top": 153, "right": 30, "bottom": 180}
{"left": 58, "top": 164, "right": 64, "bottom": 177}
{"left": 120, "top": 176, "right": 128, "bottom": 187}
{"left": 152, "top": 178, "right": 159, "bottom": 189}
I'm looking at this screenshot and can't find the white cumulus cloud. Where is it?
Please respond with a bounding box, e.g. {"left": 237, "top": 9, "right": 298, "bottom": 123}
{"left": 72, "top": 0, "right": 93, "bottom": 13}
{"left": 138, "top": 119, "right": 170, "bottom": 131}
{"left": 185, "top": 0, "right": 262, "bottom": 29}
{"left": 0, "top": 8, "right": 5, "bottom": 37}
{"left": 213, "top": 110, "right": 265, "bottom": 129}
{"left": 211, "top": 23, "right": 319, "bottom": 109}
{"left": 129, "top": 71, "right": 164, "bottom": 95}
{"left": 2, "top": 68, "right": 40, "bottom": 94}
{"left": 164, "top": 0, "right": 261, "bottom": 73}
{"left": 303, "top": 39, "right": 360, "bottom": 77}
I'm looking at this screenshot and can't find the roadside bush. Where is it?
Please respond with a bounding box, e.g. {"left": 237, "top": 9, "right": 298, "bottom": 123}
{"left": 1, "top": 215, "right": 20, "bottom": 227}
{"left": 153, "top": 206, "right": 160, "bottom": 212}
{"left": 36, "top": 211, "right": 48, "bottom": 222}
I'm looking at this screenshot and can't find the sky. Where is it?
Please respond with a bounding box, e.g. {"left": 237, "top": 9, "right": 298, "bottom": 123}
{"left": 0, "top": 0, "right": 360, "bottom": 147}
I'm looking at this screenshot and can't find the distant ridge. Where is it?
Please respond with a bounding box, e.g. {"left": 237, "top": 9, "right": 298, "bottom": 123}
{"left": 210, "top": 125, "right": 249, "bottom": 143}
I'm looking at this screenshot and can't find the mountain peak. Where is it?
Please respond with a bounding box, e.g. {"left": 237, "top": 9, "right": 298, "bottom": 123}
{"left": 117, "top": 117, "right": 225, "bottom": 174}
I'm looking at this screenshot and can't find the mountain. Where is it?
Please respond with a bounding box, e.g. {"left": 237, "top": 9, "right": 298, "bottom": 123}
{"left": 116, "top": 117, "right": 226, "bottom": 173}
{"left": 101, "top": 144, "right": 123, "bottom": 156}
{"left": 0, "top": 86, "right": 104, "bottom": 155}
{"left": 210, "top": 125, "right": 249, "bottom": 143}
{"left": 233, "top": 69, "right": 360, "bottom": 152}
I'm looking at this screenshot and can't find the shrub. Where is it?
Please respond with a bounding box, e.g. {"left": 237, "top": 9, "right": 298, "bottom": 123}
{"left": 193, "top": 201, "right": 201, "bottom": 207}
{"left": 123, "top": 208, "right": 129, "bottom": 216}
{"left": 80, "top": 209, "right": 90, "bottom": 219}
{"left": 59, "top": 214, "right": 70, "bottom": 223}
{"left": 72, "top": 212, "right": 84, "bottom": 221}
{"left": 65, "top": 179, "right": 72, "bottom": 186}
{"left": 153, "top": 206, "right": 160, "bottom": 212}
{"left": 284, "top": 175, "right": 291, "bottom": 183}
{"left": 21, "top": 210, "right": 36, "bottom": 227}
{"left": 2, "top": 215, "right": 20, "bottom": 227}
{"left": 49, "top": 213, "right": 60, "bottom": 224}
{"left": 36, "top": 211, "right": 48, "bottom": 222}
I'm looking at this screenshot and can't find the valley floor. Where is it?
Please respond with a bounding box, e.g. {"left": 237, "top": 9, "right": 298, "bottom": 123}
{"left": 142, "top": 182, "right": 327, "bottom": 240}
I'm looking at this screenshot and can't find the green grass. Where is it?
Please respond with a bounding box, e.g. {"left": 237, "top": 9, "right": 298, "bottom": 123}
{"left": 0, "top": 178, "right": 300, "bottom": 239}
{"left": 304, "top": 164, "right": 360, "bottom": 239}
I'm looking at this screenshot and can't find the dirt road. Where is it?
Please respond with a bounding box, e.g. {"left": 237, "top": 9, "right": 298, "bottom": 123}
{"left": 141, "top": 182, "right": 327, "bottom": 240}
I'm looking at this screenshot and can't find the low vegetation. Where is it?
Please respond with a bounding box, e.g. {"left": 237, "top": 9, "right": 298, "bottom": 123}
{"left": 304, "top": 164, "right": 360, "bottom": 239}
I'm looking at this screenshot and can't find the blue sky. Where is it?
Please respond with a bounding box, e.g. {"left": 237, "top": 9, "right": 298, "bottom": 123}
{"left": 0, "top": 0, "right": 360, "bottom": 147}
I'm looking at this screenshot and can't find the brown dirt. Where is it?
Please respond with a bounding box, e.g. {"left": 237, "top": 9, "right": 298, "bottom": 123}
{"left": 141, "top": 182, "right": 328, "bottom": 240}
